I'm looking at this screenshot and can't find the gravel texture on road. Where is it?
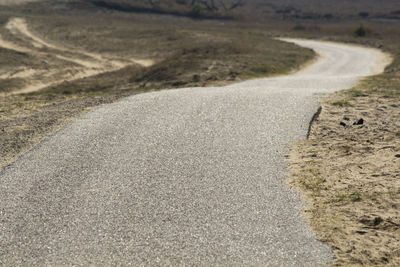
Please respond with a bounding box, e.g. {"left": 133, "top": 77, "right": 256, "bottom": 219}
{"left": 0, "top": 40, "right": 387, "bottom": 265}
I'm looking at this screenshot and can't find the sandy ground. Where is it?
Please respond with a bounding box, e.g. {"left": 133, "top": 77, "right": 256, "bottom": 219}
{"left": 0, "top": 17, "right": 153, "bottom": 95}
{"left": 289, "top": 88, "right": 400, "bottom": 265}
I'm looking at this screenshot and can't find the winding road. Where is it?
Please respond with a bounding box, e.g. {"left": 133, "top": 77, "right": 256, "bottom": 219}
{"left": 0, "top": 39, "right": 389, "bottom": 265}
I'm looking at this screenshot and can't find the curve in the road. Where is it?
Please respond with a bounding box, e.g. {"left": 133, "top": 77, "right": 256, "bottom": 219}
{"left": 0, "top": 39, "right": 389, "bottom": 265}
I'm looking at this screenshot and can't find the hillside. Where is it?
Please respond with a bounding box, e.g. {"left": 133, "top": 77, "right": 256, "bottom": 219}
{"left": 0, "top": 0, "right": 40, "bottom": 4}
{"left": 73, "top": 0, "right": 400, "bottom": 20}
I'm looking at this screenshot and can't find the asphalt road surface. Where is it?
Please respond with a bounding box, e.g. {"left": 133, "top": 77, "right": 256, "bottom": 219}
{"left": 0, "top": 40, "right": 388, "bottom": 265}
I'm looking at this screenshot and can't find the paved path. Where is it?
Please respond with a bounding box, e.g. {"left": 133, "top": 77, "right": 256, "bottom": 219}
{"left": 0, "top": 40, "right": 388, "bottom": 265}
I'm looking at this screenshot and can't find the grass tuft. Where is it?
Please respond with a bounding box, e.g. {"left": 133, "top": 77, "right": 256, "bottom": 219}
{"left": 331, "top": 100, "right": 354, "bottom": 107}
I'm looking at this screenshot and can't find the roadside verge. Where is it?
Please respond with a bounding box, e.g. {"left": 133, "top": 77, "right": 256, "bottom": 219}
{"left": 288, "top": 49, "right": 399, "bottom": 265}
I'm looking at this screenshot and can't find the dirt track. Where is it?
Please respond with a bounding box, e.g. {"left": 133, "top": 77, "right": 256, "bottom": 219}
{"left": 0, "top": 17, "right": 153, "bottom": 95}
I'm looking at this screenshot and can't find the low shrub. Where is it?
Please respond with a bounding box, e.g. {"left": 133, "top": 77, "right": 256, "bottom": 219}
{"left": 354, "top": 24, "right": 366, "bottom": 37}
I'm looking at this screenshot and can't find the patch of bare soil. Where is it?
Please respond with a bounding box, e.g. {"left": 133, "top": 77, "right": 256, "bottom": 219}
{"left": 0, "top": 17, "right": 153, "bottom": 95}
{"left": 289, "top": 91, "right": 400, "bottom": 265}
